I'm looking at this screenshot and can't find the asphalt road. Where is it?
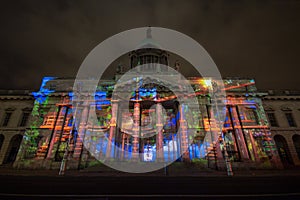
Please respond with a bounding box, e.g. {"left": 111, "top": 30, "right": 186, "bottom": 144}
{"left": 0, "top": 175, "right": 300, "bottom": 199}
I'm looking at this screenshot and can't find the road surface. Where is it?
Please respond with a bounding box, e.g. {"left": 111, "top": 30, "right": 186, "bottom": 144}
{"left": 0, "top": 174, "right": 300, "bottom": 199}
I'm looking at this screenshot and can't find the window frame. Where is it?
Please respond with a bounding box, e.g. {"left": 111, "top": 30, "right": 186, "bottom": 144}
{"left": 266, "top": 112, "right": 278, "bottom": 127}
{"left": 2, "top": 112, "right": 12, "bottom": 127}
{"left": 285, "top": 112, "right": 297, "bottom": 127}
{"left": 19, "top": 112, "right": 30, "bottom": 127}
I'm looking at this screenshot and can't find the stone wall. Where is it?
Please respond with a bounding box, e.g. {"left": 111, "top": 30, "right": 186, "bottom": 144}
{"left": 262, "top": 91, "right": 300, "bottom": 166}
{"left": 0, "top": 91, "right": 34, "bottom": 165}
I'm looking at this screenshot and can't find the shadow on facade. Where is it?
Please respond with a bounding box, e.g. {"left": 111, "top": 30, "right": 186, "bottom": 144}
{"left": 274, "top": 135, "right": 294, "bottom": 167}
{"left": 292, "top": 134, "right": 300, "bottom": 160}
{"left": 3, "top": 134, "right": 23, "bottom": 165}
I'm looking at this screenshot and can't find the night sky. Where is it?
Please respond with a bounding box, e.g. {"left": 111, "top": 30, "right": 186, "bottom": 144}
{"left": 1, "top": 0, "right": 300, "bottom": 91}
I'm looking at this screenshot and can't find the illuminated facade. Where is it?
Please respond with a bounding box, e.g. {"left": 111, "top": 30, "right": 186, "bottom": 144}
{"left": 11, "top": 48, "right": 284, "bottom": 171}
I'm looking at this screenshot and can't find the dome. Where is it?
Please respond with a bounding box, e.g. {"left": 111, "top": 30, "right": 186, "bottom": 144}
{"left": 135, "top": 27, "right": 162, "bottom": 50}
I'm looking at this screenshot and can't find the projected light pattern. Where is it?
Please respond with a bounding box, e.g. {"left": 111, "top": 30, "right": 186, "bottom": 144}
{"left": 15, "top": 76, "right": 281, "bottom": 170}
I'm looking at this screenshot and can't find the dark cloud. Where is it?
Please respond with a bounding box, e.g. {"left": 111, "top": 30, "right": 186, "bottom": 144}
{"left": 0, "top": 0, "right": 299, "bottom": 90}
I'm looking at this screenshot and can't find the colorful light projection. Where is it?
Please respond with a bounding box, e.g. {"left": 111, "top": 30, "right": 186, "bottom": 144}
{"left": 15, "top": 76, "right": 280, "bottom": 169}
{"left": 17, "top": 77, "right": 57, "bottom": 160}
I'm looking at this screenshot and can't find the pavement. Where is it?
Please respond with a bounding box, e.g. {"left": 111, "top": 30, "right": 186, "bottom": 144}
{"left": 0, "top": 164, "right": 300, "bottom": 177}
{"left": 1, "top": 166, "right": 300, "bottom": 199}
{"left": 1, "top": 172, "right": 300, "bottom": 200}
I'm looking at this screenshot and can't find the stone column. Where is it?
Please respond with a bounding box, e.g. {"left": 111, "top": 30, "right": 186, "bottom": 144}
{"left": 114, "top": 104, "right": 122, "bottom": 159}
{"left": 73, "top": 103, "right": 90, "bottom": 159}
{"left": 179, "top": 104, "right": 189, "bottom": 161}
{"left": 230, "top": 106, "right": 250, "bottom": 161}
{"left": 156, "top": 103, "right": 164, "bottom": 162}
{"left": 54, "top": 106, "right": 70, "bottom": 161}
{"left": 131, "top": 101, "right": 140, "bottom": 160}
{"left": 209, "top": 109, "right": 225, "bottom": 165}
{"left": 121, "top": 133, "right": 126, "bottom": 161}
{"left": 106, "top": 100, "right": 118, "bottom": 158}
{"left": 46, "top": 105, "right": 63, "bottom": 159}
{"left": 248, "top": 129, "right": 260, "bottom": 162}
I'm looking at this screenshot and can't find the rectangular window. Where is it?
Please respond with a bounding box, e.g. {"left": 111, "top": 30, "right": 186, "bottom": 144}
{"left": 2, "top": 112, "right": 12, "bottom": 127}
{"left": 267, "top": 112, "right": 278, "bottom": 127}
{"left": 19, "top": 112, "right": 30, "bottom": 127}
{"left": 285, "top": 113, "right": 296, "bottom": 127}
{"left": 245, "top": 108, "right": 259, "bottom": 125}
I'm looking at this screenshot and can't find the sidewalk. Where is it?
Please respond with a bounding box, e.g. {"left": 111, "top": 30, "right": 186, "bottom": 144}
{"left": 1, "top": 165, "right": 300, "bottom": 177}
{"left": 232, "top": 168, "right": 300, "bottom": 177}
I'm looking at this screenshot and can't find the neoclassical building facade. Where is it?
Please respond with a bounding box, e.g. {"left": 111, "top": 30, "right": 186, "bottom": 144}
{"left": 0, "top": 49, "right": 299, "bottom": 171}
{"left": 262, "top": 90, "right": 300, "bottom": 167}
{"left": 0, "top": 90, "right": 34, "bottom": 165}
{"left": 12, "top": 75, "right": 281, "bottom": 170}
{"left": 2, "top": 81, "right": 300, "bottom": 170}
{"left": 5, "top": 47, "right": 284, "bottom": 171}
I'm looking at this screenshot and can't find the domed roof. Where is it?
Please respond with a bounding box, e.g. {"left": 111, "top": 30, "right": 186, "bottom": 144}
{"left": 135, "top": 27, "right": 162, "bottom": 50}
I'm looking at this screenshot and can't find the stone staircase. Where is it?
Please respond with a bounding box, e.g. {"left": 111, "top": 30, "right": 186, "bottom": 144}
{"left": 80, "top": 160, "right": 223, "bottom": 176}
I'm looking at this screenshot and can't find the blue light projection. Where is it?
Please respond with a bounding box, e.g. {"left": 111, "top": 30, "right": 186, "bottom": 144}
{"left": 94, "top": 91, "right": 110, "bottom": 110}
{"left": 32, "top": 76, "right": 56, "bottom": 104}
{"left": 139, "top": 88, "right": 157, "bottom": 100}
{"left": 130, "top": 87, "right": 157, "bottom": 100}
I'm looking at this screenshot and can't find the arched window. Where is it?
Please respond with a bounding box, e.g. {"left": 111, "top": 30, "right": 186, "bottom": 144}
{"left": 2, "top": 108, "right": 16, "bottom": 127}
{"left": 274, "top": 135, "right": 294, "bottom": 166}
{"left": 19, "top": 112, "right": 30, "bottom": 127}
{"left": 267, "top": 112, "right": 278, "bottom": 127}
{"left": 292, "top": 134, "right": 300, "bottom": 160}
{"left": 3, "top": 134, "right": 23, "bottom": 164}
{"left": 19, "top": 107, "right": 32, "bottom": 127}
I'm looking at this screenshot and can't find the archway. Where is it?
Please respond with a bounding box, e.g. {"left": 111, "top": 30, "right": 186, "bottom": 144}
{"left": 3, "top": 134, "right": 23, "bottom": 164}
{"left": 0, "top": 134, "right": 4, "bottom": 152}
{"left": 274, "top": 135, "right": 294, "bottom": 167}
{"left": 292, "top": 134, "right": 300, "bottom": 160}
